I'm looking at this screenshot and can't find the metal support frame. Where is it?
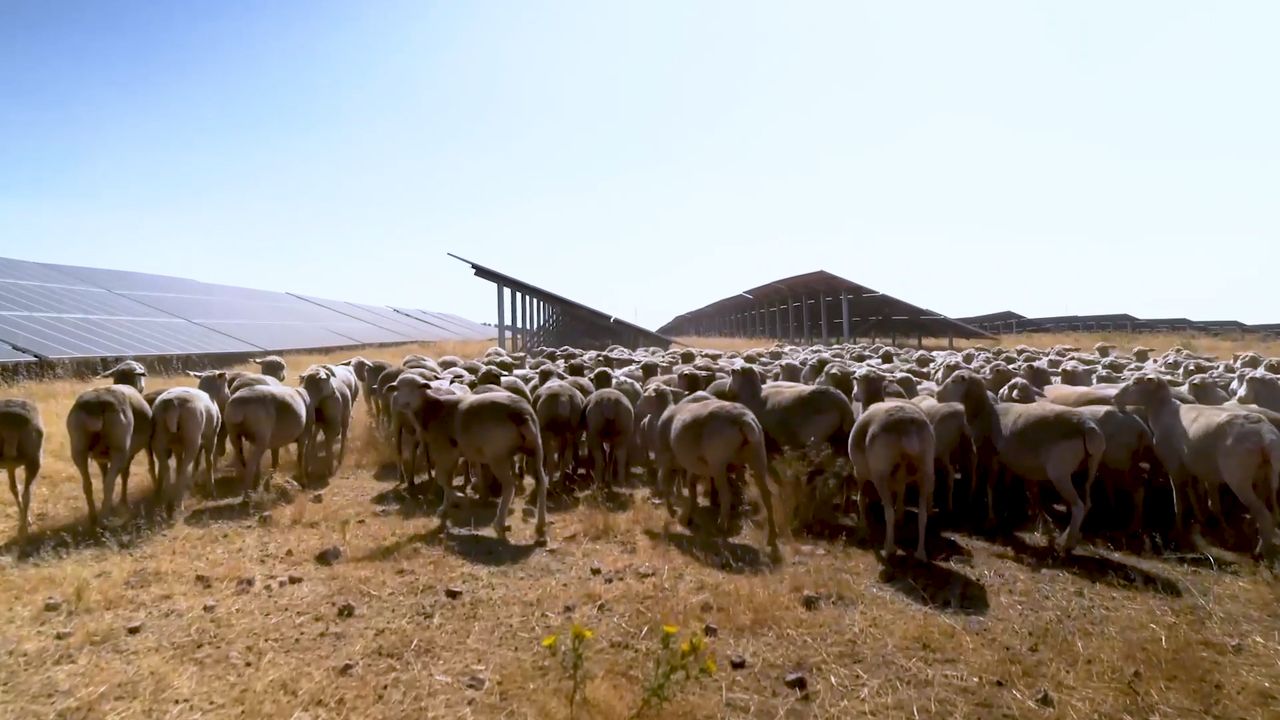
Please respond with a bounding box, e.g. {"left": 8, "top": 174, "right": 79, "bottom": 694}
{"left": 496, "top": 284, "right": 506, "bottom": 350}
{"left": 819, "top": 293, "right": 829, "bottom": 345}
{"left": 801, "top": 294, "right": 810, "bottom": 344}
{"left": 841, "top": 290, "right": 850, "bottom": 343}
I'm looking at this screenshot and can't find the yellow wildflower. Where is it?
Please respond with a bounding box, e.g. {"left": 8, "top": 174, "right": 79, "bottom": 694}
{"left": 571, "top": 624, "right": 594, "bottom": 641}
{"left": 541, "top": 634, "right": 558, "bottom": 651}
{"left": 662, "top": 624, "right": 679, "bottom": 636}
{"left": 679, "top": 640, "right": 693, "bottom": 657}
{"left": 702, "top": 657, "right": 717, "bottom": 676}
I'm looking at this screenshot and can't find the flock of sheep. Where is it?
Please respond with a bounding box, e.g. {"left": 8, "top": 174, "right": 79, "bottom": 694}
{"left": 3, "top": 340, "right": 1280, "bottom": 567}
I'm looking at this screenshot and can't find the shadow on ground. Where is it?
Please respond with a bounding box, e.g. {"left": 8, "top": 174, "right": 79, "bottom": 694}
{"left": 878, "top": 554, "right": 990, "bottom": 616}
{"left": 996, "top": 533, "right": 1184, "bottom": 598}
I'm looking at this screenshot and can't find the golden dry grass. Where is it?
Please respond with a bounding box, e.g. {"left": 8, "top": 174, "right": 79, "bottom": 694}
{"left": 1, "top": 340, "right": 1279, "bottom": 719}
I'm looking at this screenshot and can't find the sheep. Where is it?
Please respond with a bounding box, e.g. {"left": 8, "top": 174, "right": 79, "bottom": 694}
{"left": 533, "top": 381, "right": 586, "bottom": 488}
{"left": 997, "top": 377, "right": 1043, "bottom": 404}
{"left": 1185, "top": 375, "right": 1231, "bottom": 406}
{"left": 0, "top": 399, "right": 42, "bottom": 541}
{"left": 727, "top": 365, "right": 855, "bottom": 459}
{"left": 452, "top": 392, "right": 547, "bottom": 542}
{"left": 251, "top": 356, "right": 288, "bottom": 382}
{"left": 1073, "top": 404, "right": 1155, "bottom": 534}
{"left": 187, "top": 371, "right": 232, "bottom": 459}
{"left": 230, "top": 373, "right": 281, "bottom": 396}
{"left": 654, "top": 396, "right": 780, "bottom": 558}
{"left": 584, "top": 388, "right": 634, "bottom": 489}
{"left": 224, "top": 384, "right": 310, "bottom": 500}
{"left": 67, "top": 361, "right": 153, "bottom": 525}
{"left": 1114, "top": 374, "right": 1280, "bottom": 558}
{"left": 150, "top": 386, "right": 221, "bottom": 516}
{"left": 848, "top": 400, "right": 935, "bottom": 560}
{"left": 936, "top": 369, "right": 1104, "bottom": 553}
{"left": 299, "top": 365, "right": 353, "bottom": 478}
{"left": 911, "top": 396, "right": 976, "bottom": 514}
{"left": 1236, "top": 372, "right": 1280, "bottom": 413}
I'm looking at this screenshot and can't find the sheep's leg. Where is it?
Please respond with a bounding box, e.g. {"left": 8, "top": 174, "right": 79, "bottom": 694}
{"left": 74, "top": 449, "right": 97, "bottom": 526}
{"left": 242, "top": 443, "right": 263, "bottom": 501}
{"left": 491, "top": 462, "right": 516, "bottom": 542}
{"left": 712, "top": 468, "right": 732, "bottom": 535}
{"left": 7, "top": 468, "right": 23, "bottom": 540}
{"left": 100, "top": 453, "right": 124, "bottom": 521}
{"left": 590, "top": 440, "right": 605, "bottom": 489}
{"left": 1047, "top": 470, "right": 1086, "bottom": 555}
{"left": 681, "top": 475, "right": 699, "bottom": 528}
{"left": 155, "top": 449, "right": 171, "bottom": 512}
{"left": 657, "top": 466, "right": 676, "bottom": 517}
{"left": 879, "top": 481, "right": 897, "bottom": 558}
{"left": 271, "top": 448, "right": 280, "bottom": 472}
{"left": 943, "top": 461, "right": 955, "bottom": 514}
{"left": 916, "top": 473, "right": 931, "bottom": 562}
{"left": 435, "top": 455, "right": 461, "bottom": 524}
{"left": 614, "top": 442, "right": 629, "bottom": 489}
{"left": 1129, "top": 480, "right": 1146, "bottom": 535}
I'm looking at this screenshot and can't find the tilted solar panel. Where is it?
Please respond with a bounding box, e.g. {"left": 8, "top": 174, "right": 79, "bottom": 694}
{"left": 344, "top": 302, "right": 453, "bottom": 340}
{"left": 420, "top": 310, "right": 493, "bottom": 339}
{"left": 390, "top": 307, "right": 470, "bottom": 338}
{"left": 0, "top": 343, "right": 34, "bottom": 362}
{"left": 290, "top": 295, "right": 431, "bottom": 343}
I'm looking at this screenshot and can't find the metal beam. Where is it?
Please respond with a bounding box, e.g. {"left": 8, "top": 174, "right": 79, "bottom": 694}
{"left": 496, "top": 283, "right": 506, "bottom": 350}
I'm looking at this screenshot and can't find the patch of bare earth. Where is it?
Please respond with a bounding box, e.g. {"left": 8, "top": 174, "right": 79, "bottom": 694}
{"left": 0, "top": 343, "right": 1278, "bottom": 719}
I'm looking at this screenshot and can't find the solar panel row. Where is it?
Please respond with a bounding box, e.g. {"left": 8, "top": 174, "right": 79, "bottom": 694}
{"left": 0, "top": 256, "right": 491, "bottom": 362}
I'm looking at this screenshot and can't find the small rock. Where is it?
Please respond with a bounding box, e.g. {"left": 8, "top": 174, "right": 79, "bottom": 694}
{"left": 444, "top": 586, "right": 464, "bottom": 600}
{"left": 287, "top": 573, "right": 304, "bottom": 585}
{"left": 801, "top": 592, "right": 822, "bottom": 611}
{"left": 338, "top": 660, "right": 358, "bottom": 676}
{"left": 729, "top": 654, "right": 747, "bottom": 670}
{"left": 54, "top": 628, "right": 73, "bottom": 641}
{"left": 1229, "top": 640, "right": 1245, "bottom": 655}
{"left": 126, "top": 621, "right": 143, "bottom": 635}
{"left": 784, "top": 672, "right": 808, "bottom": 693}
{"left": 203, "top": 601, "right": 218, "bottom": 614}
{"left": 42, "top": 597, "right": 63, "bottom": 613}
{"left": 703, "top": 623, "right": 719, "bottom": 638}
{"left": 464, "top": 675, "right": 488, "bottom": 691}
{"left": 257, "top": 511, "right": 273, "bottom": 526}
{"left": 337, "top": 601, "right": 357, "bottom": 619}
{"left": 562, "top": 603, "right": 576, "bottom": 614}
{"left": 235, "top": 577, "right": 256, "bottom": 593}
{"left": 589, "top": 562, "right": 603, "bottom": 576}
{"left": 310, "top": 492, "right": 324, "bottom": 504}
{"left": 194, "top": 573, "right": 213, "bottom": 589}
{"left": 284, "top": 548, "right": 294, "bottom": 557}
{"left": 636, "top": 565, "right": 656, "bottom": 579}
{"left": 315, "top": 546, "right": 344, "bottom": 566}
{"left": 276, "top": 577, "right": 288, "bottom": 589}
{"left": 1035, "top": 689, "right": 1055, "bottom": 709}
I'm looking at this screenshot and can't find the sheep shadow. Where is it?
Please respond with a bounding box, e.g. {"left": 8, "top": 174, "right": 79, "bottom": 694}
{"left": 878, "top": 554, "right": 990, "bottom": 616}
{"left": 997, "top": 534, "right": 1184, "bottom": 598}
{"left": 441, "top": 528, "right": 540, "bottom": 566}
{"left": 644, "top": 528, "right": 775, "bottom": 575}
{"left": 371, "top": 484, "right": 446, "bottom": 519}
{"left": 182, "top": 481, "right": 301, "bottom": 527}
{"left": 2, "top": 497, "right": 171, "bottom": 561}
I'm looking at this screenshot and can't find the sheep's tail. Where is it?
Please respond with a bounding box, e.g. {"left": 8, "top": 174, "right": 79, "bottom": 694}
{"left": 895, "top": 432, "right": 923, "bottom": 478}
{"left": 224, "top": 399, "right": 247, "bottom": 429}
{"left": 73, "top": 398, "right": 121, "bottom": 434}
{"left": 158, "top": 401, "right": 180, "bottom": 435}
{"left": 513, "top": 406, "right": 544, "bottom": 474}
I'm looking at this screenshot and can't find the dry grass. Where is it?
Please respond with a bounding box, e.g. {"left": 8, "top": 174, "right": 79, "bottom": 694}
{"left": 2, "top": 340, "right": 1279, "bottom": 719}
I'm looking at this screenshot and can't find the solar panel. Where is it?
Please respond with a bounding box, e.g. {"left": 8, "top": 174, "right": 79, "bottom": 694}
{"left": 0, "top": 256, "right": 489, "bottom": 363}
{"left": 0, "top": 344, "right": 34, "bottom": 362}
{"left": 390, "top": 307, "right": 471, "bottom": 338}
{"left": 421, "top": 310, "right": 494, "bottom": 339}
{"left": 291, "top": 295, "right": 437, "bottom": 343}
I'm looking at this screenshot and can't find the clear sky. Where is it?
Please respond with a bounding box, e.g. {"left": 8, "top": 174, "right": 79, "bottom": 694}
{"left": 2, "top": 1, "right": 1277, "bottom": 329}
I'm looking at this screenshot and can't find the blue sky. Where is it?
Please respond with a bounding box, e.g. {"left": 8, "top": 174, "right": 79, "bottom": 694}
{"left": 2, "top": 1, "right": 1277, "bottom": 328}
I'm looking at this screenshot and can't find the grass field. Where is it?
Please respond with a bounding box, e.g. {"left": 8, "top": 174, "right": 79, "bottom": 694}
{"left": 1, "top": 338, "right": 1279, "bottom": 719}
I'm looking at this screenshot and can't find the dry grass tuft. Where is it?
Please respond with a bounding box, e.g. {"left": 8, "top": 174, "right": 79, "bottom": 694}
{"left": 1, "top": 339, "right": 1278, "bottom": 718}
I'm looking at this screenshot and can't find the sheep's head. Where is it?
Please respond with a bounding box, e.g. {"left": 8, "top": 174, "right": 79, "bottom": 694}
{"left": 936, "top": 369, "right": 984, "bottom": 406}
{"left": 590, "top": 367, "right": 614, "bottom": 391}
{"left": 1113, "top": 374, "right": 1169, "bottom": 406}
{"left": 476, "top": 366, "right": 503, "bottom": 387}
{"left": 997, "top": 378, "right": 1038, "bottom": 404}
{"left": 565, "top": 359, "right": 587, "bottom": 378}
{"left": 893, "top": 372, "right": 919, "bottom": 398}
{"left": 1131, "top": 347, "right": 1156, "bottom": 364}
{"left": 1239, "top": 372, "right": 1280, "bottom": 404}
{"left": 1019, "top": 363, "right": 1054, "bottom": 390}
{"left": 252, "top": 356, "right": 287, "bottom": 382}
{"left": 300, "top": 366, "right": 336, "bottom": 399}
{"left": 677, "top": 369, "right": 704, "bottom": 393}
{"left": 728, "top": 365, "right": 764, "bottom": 398}
{"left": 188, "top": 370, "right": 230, "bottom": 405}
{"left": 101, "top": 360, "right": 148, "bottom": 392}
{"left": 853, "top": 367, "right": 887, "bottom": 403}
{"left": 984, "top": 363, "right": 1016, "bottom": 390}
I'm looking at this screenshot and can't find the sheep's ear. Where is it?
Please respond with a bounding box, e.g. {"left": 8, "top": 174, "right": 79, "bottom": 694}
{"left": 186, "top": 370, "right": 205, "bottom": 378}
{"left": 97, "top": 369, "right": 113, "bottom": 379}
{"left": 215, "top": 371, "right": 227, "bottom": 380}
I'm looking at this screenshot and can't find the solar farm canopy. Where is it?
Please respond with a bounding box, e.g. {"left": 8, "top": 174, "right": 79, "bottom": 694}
{"left": 0, "top": 256, "right": 491, "bottom": 362}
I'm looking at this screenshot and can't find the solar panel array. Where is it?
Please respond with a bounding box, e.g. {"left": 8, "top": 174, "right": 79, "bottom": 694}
{"left": 0, "top": 256, "right": 491, "bottom": 363}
